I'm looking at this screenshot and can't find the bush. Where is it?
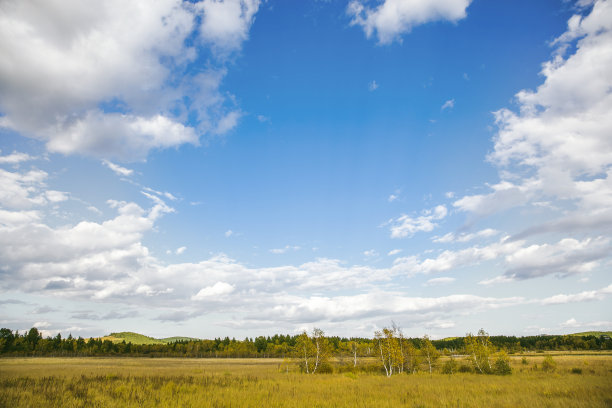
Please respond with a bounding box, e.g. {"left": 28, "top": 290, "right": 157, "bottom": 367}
{"left": 571, "top": 367, "right": 582, "bottom": 374}
{"left": 493, "top": 351, "right": 511, "bottom": 375}
{"left": 521, "top": 357, "right": 528, "bottom": 365}
{"left": 458, "top": 364, "right": 473, "bottom": 373}
{"left": 542, "top": 356, "right": 557, "bottom": 372}
{"left": 441, "top": 357, "right": 458, "bottom": 374}
{"left": 317, "top": 362, "right": 334, "bottom": 374}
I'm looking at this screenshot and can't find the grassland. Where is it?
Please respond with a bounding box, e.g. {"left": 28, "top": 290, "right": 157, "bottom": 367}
{"left": 1, "top": 354, "right": 611, "bottom": 407}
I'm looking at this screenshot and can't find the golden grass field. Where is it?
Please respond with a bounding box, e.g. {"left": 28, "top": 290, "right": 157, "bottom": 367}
{"left": 1, "top": 354, "right": 611, "bottom": 407}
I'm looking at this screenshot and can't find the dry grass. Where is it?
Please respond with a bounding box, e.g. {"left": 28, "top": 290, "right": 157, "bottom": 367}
{"left": 0, "top": 355, "right": 611, "bottom": 407}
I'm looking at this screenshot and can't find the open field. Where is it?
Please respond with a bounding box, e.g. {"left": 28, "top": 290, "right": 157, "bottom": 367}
{"left": 1, "top": 355, "right": 611, "bottom": 407}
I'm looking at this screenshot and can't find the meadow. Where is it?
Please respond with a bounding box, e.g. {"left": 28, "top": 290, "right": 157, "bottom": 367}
{"left": 1, "top": 354, "right": 611, "bottom": 407}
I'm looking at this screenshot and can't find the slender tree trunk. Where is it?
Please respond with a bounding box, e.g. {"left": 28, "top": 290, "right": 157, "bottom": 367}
{"left": 303, "top": 344, "right": 310, "bottom": 374}
{"left": 378, "top": 338, "right": 390, "bottom": 377}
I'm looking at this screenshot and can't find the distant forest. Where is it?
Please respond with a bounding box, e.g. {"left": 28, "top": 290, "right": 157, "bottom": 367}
{"left": 1, "top": 327, "right": 611, "bottom": 358}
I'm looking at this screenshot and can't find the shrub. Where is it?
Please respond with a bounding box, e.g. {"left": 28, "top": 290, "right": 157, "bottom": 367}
{"left": 493, "top": 351, "right": 511, "bottom": 375}
{"left": 317, "top": 362, "right": 334, "bottom": 374}
{"left": 441, "top": 357, "right": 458, "bottom": 374}
{"left": 571, "top": 367, "right": 582, "bottom": 374}
{"left": 458, "top": 364, "right": 473, "bottom": 373}
{"left": 542, "top": 356, "right": 557, "bottom": 372}
{"left": 521, "top": 357, "right": 528, "bottom": 365}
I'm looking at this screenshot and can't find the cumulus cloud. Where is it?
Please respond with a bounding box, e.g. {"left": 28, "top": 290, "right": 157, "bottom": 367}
{"left": 540, "top": 283, "right": 612, "bottom": 305}
{"left": 0, "top": 0, "right": 260, "bottom": 161}
{"left": 348, "top": 0, "right": 472, "bottom": 44}
{"left": 502, "top": 237, "right": 610, "bottom": 280}
{"left": 454, "top": 1, "right": 612, "bottom": 234}
{"left": 192, "top": 282, "right": 235, "bottom": 300}
{"left": 392, "top": 237, "right": 523, "bottom": 275}
{"left": 0, "top": 165, "right": 69, "bottom": 210}
{"left": 196, "top": 0, "right": 260, "bottom": 55}
{"left": 388, "top": 205, "right": 447, "bottom": 238}
{"left": 0, "top": 151, "right": 35, "bottom": 164}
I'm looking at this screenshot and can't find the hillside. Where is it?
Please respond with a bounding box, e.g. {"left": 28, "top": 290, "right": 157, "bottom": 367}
{"left": 100, "top": 332, "right": 200, "bottom": 345}
{"left": 103, "top": 332, "right": 166, "bottom": 345}
{"left": 568, "top": 331, "right": 612, "bottom": 337}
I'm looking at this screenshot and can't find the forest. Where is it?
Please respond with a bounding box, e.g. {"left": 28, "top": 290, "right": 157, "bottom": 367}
{"left": 1, "top": 326, "right": 610, "bottom": 360}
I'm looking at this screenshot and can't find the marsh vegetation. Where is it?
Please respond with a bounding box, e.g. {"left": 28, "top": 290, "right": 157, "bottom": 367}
{"left": 1, "top": 354, "right": 611, "bottom": 407}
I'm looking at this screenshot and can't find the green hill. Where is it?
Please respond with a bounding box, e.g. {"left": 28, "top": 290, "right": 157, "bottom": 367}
{"left": 101, "top": 332, "right": 201, "bottom": 345}
{"left": 105, "top": 332, "right": 166, "bottom": 345}
{"left": 569, "top": 331, "right": 612, "bottom": 337}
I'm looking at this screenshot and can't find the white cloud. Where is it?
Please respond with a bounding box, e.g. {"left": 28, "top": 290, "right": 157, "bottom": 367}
{"left": 0, "top": 166, "right": 58, "bottom": 209}
{"left": 387, "top": 249, "right": 402, "bottom": 256}
{"left": 560, "top": 318, "right": 612, "bottom": 329}
{"left": 441, "top": 99, "right": 455, "bottom": 110}
{"left": 214, "top": 110, "right": 242, "bottom": 135}
{"left": 363, "top": 249, "right": 379, "bottom": 257}
{"left": 270, "top": 245, "right": 301, "bottom": 254}
{"left": 175, "top": 246, "right": 187, "bottom": 255}
{"left": 44, "top": 190, "right": 68, "bottom": 203}
{"left": 501, "top": 237, "right": 610, "bottom": 281}
{"left": 389, "top": 205, "right": 447, "bottom": 238}
{"left": 0, "top": 209, "right": 40, "bottom": 227}
{"left": 1, "top": 180, "right": 610, "bottom": 332}
{"left": 454, "top": 1, "right": 612, "bottom": 237}
{"left": 102, "top": 160, "right": 134, "bottom": 177}
{"left": 540, "top": 283, "right": 612, "bottom": 305}
{"left": 392, "top": 237, "right": 522, "bottom": 275}
{"left": 368, "top": 80, "right": 379, "bottom": 91}
{"left": 388, "top": 194, "right": 398, "bottom": 202}
{"left": 424, "top": 277, "right": 456, "bottom": 286}
{"left": 192, "top": 281, "right": 235, "bottom": 300}
{"left": 0, "top": 151, "right": 35, "bottom": 164}
{"left": 196, "top": 0, "right": 260, "bottom": 55}
{"left": 348, "top": 0, "right": 472, "bottom": 44}
{"left": 433, "top": 228, "right": 499, "bottom": 243}
{"left": 0, "top": 0, "right": 260, "bottom": 161}
{"left": 225, "top": 229, "right": 234, "bottom": 238}
{"left": 561, "top": 318, "right": 580, "bottom": 328}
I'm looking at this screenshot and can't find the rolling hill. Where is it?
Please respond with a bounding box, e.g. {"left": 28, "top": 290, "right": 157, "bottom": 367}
{"left": 100, "top": 332, "right": 199, "bottom": 345}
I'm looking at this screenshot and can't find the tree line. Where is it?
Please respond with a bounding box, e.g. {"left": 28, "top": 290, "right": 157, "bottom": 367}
{"left": 1, "top": 326, "right": 610, "bottom": 362}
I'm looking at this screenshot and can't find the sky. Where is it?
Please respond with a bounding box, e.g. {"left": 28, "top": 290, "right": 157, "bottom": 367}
{"left": 0, "top": 0, "right": 611, "bottom": 340}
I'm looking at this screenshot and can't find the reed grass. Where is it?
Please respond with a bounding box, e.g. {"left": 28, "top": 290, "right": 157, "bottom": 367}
{"left": 1, "top": 355, "right": 610, "bottom": 407}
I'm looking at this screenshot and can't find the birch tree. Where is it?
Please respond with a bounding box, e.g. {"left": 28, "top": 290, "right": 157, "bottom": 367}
{"left": 465, "top": 328, "right": 493, "bottom": 374}
{"left": 421, "top": 335, "right": 440, "bottom": 374}
{"left": 374, "top": 326, "right": 404, "bottom": 377}
{"left": 294, "top": 328, "right": 329, "bottom": 374}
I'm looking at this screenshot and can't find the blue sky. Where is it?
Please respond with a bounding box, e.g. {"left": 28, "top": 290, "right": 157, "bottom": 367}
{"left": 0, "top": 0, "right": 611, "bottom": 339}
